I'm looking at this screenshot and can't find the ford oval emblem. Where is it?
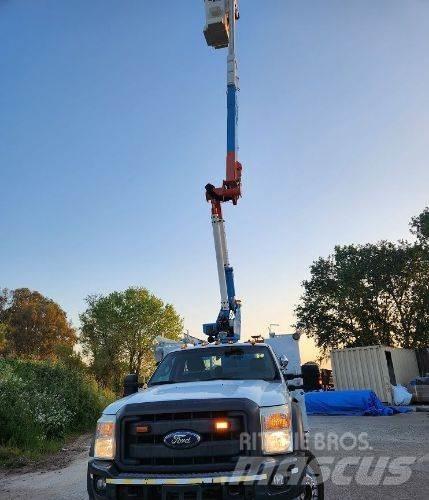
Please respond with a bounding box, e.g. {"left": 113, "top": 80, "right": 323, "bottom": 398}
{"left": 163, "top": 430, "right": 201, "bottom": 449}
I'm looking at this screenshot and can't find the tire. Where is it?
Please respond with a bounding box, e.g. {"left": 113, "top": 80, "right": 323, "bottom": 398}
{"left": 87, "top": 467, "right": 95, "bottom": 499}
{"left": 297, "top": 452, "right": 324, "bottom": 500}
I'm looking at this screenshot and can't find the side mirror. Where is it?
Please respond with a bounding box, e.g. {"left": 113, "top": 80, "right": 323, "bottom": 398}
{"left": 279, "top": 355, "right": 289, "bottom": 375}
{"left": 123, "top": 374, "right": 139, "bottom": 397}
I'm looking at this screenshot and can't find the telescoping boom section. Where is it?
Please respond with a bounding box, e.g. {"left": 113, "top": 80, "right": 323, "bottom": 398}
{"left": 203, "top": 0, "right": 242, "bottom": 343}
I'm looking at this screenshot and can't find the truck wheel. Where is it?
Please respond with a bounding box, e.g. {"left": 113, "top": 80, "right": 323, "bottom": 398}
{"left": 298, "top": 452, "right": 324, "bottom": 500}
{"left": 87, "top": 468, "right": 95, "bottom": 499}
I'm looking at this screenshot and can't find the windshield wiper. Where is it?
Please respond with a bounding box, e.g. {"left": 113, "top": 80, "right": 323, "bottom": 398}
{"left": 150, "top": 376, "right": 277, "bottom": 386}
{"left": 148, "top": 380, "right": 175, "bottom": 386}
{"left": 201, "top": 376, "right": 253, "bottom": 382}
{"left": 203, "top": 376, "right": 276, "bottom": 382}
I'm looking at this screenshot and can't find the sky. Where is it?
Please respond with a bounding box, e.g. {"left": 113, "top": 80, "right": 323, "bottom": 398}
{"left": 1, "top": 0, "right": 428, "bottom": 363}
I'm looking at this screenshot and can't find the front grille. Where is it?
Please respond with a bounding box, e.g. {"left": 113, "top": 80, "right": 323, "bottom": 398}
{"left": 118, "top": 484, "right": 225, "bottom": 500}
{"left": 120, "top": 407, "right": 248, "bottom": 473}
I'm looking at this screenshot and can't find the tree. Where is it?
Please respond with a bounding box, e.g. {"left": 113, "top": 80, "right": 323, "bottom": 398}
{"left": 0, "top": 323, "right": 7, "bottom": 352}
{"left": 294, "top": 213, "right": 429, "bottom": 356}
{"left": 0, "top": 288, "right": 77, "bottom": 359}
{"left": 80, "top": 287, "right": 183, "bottom": 391}
{"left": 410, "top": 207, "right": 429, "bottom": 243}
{"left": 0, "top": 289, "right": 8, "bottom": 352}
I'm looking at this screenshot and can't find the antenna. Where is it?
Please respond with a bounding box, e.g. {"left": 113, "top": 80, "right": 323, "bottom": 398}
{"left": 268, "top": 323, "right": 280, "bottom": 338}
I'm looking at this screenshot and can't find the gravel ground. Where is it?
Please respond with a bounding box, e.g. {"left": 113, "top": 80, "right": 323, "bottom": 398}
{"left": 0, "top": 413, "right": 427, "bottom": 499}
{"left": 309, "top": 412, "right": 429, "bottom": 499}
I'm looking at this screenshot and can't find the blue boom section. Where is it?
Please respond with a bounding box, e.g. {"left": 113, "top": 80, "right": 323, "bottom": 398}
{"left": 227, "top": 84, "right": 238, "bottom": 154}
{"left": 225, "top": 266, "right": 236, "bottom": 307}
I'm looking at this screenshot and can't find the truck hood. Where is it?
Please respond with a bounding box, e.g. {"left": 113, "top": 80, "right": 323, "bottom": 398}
{"left": 103, "top": 379, "right": 288, "bottom": 415}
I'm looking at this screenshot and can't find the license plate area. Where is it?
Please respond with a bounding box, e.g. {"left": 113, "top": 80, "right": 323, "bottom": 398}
{"left": 161, "top": 485, "right": 202, "bottom": 500}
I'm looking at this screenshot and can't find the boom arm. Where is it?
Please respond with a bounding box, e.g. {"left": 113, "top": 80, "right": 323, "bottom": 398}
{"left": 203, "top": 0, "right": 242, "bottom": 342}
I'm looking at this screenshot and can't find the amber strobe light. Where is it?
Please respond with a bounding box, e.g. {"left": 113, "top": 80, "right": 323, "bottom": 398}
{"left": 214, "top": 420, "right": 230, "bottom": 431}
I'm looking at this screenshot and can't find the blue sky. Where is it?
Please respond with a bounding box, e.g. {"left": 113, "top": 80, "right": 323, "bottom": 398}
{"left": 1, "top": 1, "right": 428, "bottom": 361}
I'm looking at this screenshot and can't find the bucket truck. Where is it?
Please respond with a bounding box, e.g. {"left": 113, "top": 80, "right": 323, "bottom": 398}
{"left": 87, "top": 3, "right": 324, "bottom": 499}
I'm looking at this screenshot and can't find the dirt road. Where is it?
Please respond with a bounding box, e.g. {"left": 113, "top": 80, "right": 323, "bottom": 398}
{"left": 1, "top": 413, "right": 427, "bottom": 499}
{"left": 0, "top": 436, "right": 89, "bottom": 500}
{"left": 0, "top": 450, "right": 88, "bottom": 500}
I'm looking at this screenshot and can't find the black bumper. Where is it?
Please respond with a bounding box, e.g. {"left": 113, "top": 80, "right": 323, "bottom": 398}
{"left": 88, "top": 452, "right": 308, "bottom": 500}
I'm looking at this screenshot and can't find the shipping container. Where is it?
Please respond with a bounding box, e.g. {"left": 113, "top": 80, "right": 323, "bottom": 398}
{"left": 331, "top": 346, "right": 420, "bottom": 404}
{"left": 415, "top": 348, "right": 429, "bottom": 376}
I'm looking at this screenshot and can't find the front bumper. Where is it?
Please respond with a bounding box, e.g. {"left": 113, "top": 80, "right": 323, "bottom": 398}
{"left": 88, "top": 453, "right": 306, "bottom": 499}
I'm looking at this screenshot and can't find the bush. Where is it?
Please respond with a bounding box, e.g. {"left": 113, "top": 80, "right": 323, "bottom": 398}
{"left": 0, "top": 359, "right": 114, "bottom": 452}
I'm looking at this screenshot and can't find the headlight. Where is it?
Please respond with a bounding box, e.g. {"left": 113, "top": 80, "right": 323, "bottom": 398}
{"left": 94, "top": 415, "right": 116, "bottom": 460}
{"left": 260, "top": 405, "right": 292, "bottom": 455}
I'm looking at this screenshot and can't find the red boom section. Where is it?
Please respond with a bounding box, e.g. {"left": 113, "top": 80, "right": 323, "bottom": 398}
{"left": 205, "top": 155, "right": 242, "bottom": 217}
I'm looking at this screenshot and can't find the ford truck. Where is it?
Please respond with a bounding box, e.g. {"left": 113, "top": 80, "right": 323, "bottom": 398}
{"left": 87, "top": 342, "right": 323, "bottom": 499}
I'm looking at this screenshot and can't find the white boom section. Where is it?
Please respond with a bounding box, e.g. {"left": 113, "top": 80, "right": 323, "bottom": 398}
{"left": 212, "top": 214, "right": 230, "bottom": 311}
{"left": 227, "top": 0, "right": 238, "bottom": 86}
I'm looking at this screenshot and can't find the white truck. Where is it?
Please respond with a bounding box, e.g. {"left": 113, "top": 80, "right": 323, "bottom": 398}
{"left": 87, "top": 341, "right": 323, "bottom": 499}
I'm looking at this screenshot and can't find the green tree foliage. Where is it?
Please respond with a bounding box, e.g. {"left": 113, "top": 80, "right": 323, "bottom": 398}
{"left": 0, "top": 289, "right": 8, "bottom": 351}
{"left": 410, "top": 206, "right": 429, "bottom": 243}
{"left": 80, "top": 287, "right": 183, "bottom": 391}
{"left": 0, "top": 288, "right": 76, "bottom": 359}
{"left": 295, "top": 212, "right": 429, "bottom": 356}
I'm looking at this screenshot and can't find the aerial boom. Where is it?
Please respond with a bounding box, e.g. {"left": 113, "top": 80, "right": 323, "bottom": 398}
{"left": 203, "top": 0, "right": 242, "bottom": 342}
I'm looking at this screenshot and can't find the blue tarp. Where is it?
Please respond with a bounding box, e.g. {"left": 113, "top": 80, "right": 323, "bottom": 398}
{"left": 305, "top": 390, "right": 412, "bottom": 416}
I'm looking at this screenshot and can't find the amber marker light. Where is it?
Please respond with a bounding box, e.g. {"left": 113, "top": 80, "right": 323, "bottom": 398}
{"left": 214, "top": 420, "right": 230, "bottom": 431}
{"left": 264, "top": 412, "right": 290, "bottom": 431}
{"left": 136, "top": 425, "right": 151, "bottom": 434}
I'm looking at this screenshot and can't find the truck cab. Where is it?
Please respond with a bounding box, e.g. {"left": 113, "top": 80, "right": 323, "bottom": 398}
{"left": 88, "top": 342, "right": 323, "bottom": 499}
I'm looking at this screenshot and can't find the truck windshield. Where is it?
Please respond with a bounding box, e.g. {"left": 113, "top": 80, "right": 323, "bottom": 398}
{"left": 148, "top": 345, "right": 280, "bottom": 386}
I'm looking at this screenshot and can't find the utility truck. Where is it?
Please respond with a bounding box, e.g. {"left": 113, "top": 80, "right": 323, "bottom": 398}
{"left": 88, "top": 2, "right": 323, "bottom": 498}
{"left": 87, "top": 340, "right": 323, "bottom": 499}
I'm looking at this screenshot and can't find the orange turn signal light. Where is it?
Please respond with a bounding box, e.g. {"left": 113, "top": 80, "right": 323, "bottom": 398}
{"left": 96, "top": 421, "right": 115, "bottom": 438}
{"left": 215, "top": 420, "right": 230, "bottom": 431}
{"left": 264, "top": 412, "right": 289, "bottom": 431}
{"left": 136, "top": 425, "right": 151, "bottom": 434}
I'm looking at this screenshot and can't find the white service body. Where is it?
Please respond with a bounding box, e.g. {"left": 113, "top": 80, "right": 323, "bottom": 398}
{"left": 265, "top": 334, "right": 308, "bottom": 433}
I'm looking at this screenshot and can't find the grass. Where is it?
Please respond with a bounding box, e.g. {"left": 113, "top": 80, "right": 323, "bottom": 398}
{"left": 0, "top": 441, "right": 63, "bottom": 468}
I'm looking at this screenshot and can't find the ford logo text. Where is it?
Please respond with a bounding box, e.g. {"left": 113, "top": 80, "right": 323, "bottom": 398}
{"left": 163, "top": 430, "right": 201, "bottom": 449}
